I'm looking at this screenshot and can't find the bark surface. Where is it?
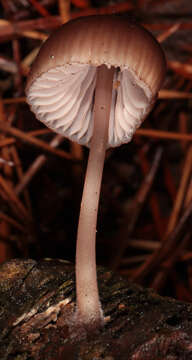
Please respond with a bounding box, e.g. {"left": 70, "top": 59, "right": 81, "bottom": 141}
{"left": 0, "top": 258, "right": 192, "bottom": 360}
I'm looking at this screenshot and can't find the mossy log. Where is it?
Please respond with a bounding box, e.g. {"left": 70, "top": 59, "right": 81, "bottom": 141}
{"left": 0, "top": 258, "right": 192, "bottom": 359}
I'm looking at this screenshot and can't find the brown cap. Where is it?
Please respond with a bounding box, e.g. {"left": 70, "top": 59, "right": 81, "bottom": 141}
{"left": 26, "top": 15, "right": 166, "bottom": 147}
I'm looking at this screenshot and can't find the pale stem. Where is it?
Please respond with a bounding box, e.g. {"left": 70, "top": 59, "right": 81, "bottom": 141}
{"left": 75, "top": 64, "right": 114, "bottom": 329}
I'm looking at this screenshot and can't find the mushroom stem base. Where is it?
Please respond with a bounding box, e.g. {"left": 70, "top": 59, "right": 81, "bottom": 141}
{"left": 75, "top": 65, "right": 114, "bottom": 331}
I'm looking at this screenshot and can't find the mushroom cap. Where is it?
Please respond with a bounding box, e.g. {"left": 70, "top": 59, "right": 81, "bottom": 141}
{"left": 26, "top": 15, "right": 166, "bottom": 147}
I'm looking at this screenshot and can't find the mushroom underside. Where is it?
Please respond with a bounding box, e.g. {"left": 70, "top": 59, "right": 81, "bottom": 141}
{"left": 27, "top": 63, "right": 152, "bottom": 147}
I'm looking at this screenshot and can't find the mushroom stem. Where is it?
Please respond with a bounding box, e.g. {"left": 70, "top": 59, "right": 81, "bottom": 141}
{"left": 75, "top": 64, "right": 114, "bottom": 330}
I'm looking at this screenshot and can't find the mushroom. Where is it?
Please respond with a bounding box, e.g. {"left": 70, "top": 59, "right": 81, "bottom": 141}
{"left": 26, "top": 15, "right": 166, "bottom": 333}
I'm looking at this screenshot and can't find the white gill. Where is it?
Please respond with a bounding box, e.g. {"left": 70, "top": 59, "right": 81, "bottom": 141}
{"left": 27, "top": 63, "right": 152, "bottom": 147}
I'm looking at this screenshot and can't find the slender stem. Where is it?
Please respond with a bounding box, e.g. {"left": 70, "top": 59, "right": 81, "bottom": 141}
{"left": 75, "top": 65, "right": 114, "bottom": 329}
